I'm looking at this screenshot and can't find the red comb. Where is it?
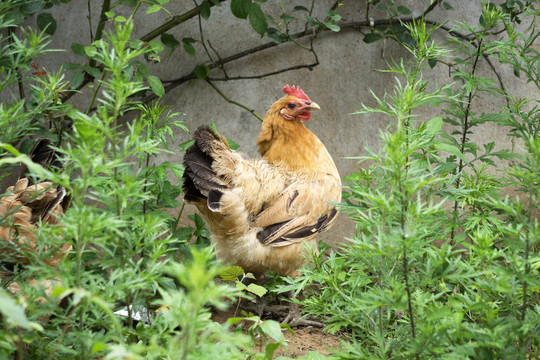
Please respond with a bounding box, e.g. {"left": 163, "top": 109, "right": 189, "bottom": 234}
{"left": 282, "top": 85, "right": 311, "bottom": 102}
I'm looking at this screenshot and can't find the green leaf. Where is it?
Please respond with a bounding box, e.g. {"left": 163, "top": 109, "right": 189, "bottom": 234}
{"left": 63, "top": 62, "right": 81, "bottom": 71}
{"left": 200, "top": 0, "right": 211, "bottom": 19}
{"left": 259, "top": 320, "right": 284, "bottom": 341}
{"left": 69, "top": 70, "right": 84, "bottom": 89}
{"left": 244, "top": 273, "right": 256, "bottom": 280}
{"left": 84, "top": 45, "right": 98, "bottom": 58}
{"left": 193, "top": 64, "right": 210, "bottom": 79}
{"left": 161, "top": 33, "right": 180, "bottom": 50}
{"left": 231, "top": 0, "right": 251, "bottom": 19}
{"left": 513, "top": 63, "right": 520, "bottom": 78}
{"left": 92, "top": 342, "right": 108, "bottom": 354}
{"left": 246, "top": 283, "right": 268, "bottom": 297}
{"left": 325, "top": 22, "right": 340, "bottom": 32}
{"left": 189, "top": 213, "right": 207, "bottom": 231}
{"left": 37, "top": 13, "right": 57, "bottom": 35}
{"left": 266, "top": 27, "right": 288, "bottom": 43}
{"left": 172, "top": 226, "right": 193, "bottom": 242}
{"left": 397, "top": 5, "right": 411, "bottom": 15}
{"left": 0, "top": 289, "right": 31, "bottom": 329}
{"left": 147, "top": 75, "right": 165, "bottom": 97}
{"left": 265, "top": 342, "right": 282, "bottom": 359}
{"left": 425, "top": 116, "right": 443, "bottom": 134}
{"left": 226, "top": 138, "right": 240, "bottom": 150}
{"left": 294, "top": 5, "right": 309, "bottom": 12}
{"left": 280, "top": 14, "right": 295, "bottom": 22}
{"left": 83, "top": 65, "right": 101, "bottom": 78}
{"left": 182, "top": 37, "right": 197, "bottom": 55}
{"left": 71, "top": 42, "right": 85, "bottom": 56}
{"left": 249, "top": 3, "right": 267, "bottom": 36}
{"left": 20, "top": 139, "right": 36, "bottom": 154}
{"left": 305, "top": 16, "right": 319, "bottom": 27}
{"left": 236, "top": 282, "right": 247, "bottom": 291}
{"left": 363, "top": 33, "right": 382, "bottom": 43}
{"left": 179, "top": 139, "right": 195, "bottom": 152}
{"left": 146, "top": 4, "right": 161, "bottom": 14}
{"left": 396, "top": 31, "right": 416, "bottom": 48}
{"left": 148, "top": 40, "right": 164, "bottom": 54}
{"left": 20, "top": 1, "right": 45, "bottom": 15}
{"left": 220, "top": 266, "right": 244, "bottom": 281}
{"left": 436, "top": 143, "right": 468, "bottom": 164}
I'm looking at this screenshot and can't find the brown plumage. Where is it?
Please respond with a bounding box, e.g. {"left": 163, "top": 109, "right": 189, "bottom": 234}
{"left": 183, "top": 86, "right": 341, "bottom": 280}
{"left": 0, "top": 139, "right": 71, "bottom": 267}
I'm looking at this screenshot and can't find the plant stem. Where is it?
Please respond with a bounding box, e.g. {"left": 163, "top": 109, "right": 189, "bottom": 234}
{"left": 399, "top": 192, "right": 417, "bottom": 344}
{"left": 450, "top": 36, "right": 484, "bottom": 241}
{"left": 172, "top": 202, "right": 186, "bottom": 232}
{"left": 7, "top": 28, "right": 26, "bottom": 106}
{"left": 403, "top": 243, "right": 416, "bottom": 337}
{"left": 140, "top": 0, "right": 226, "bottom": 42}
{"left": 521, "top": 194, "right": 533, "bottom": 321}
{"left": 194, "top": 0, "right": 216, "bottom": 67}
{"left": 93, "top": 0, "right": 111, "bottom": 47}
{"left": 87, "top": 0, "right": 94, "bottom": 42}
{"left": 16, "top": 330, "right": 23, "bottom": 360}
{"left": 142, "top": 152, "right": 151, "bottom": 215}
{"left": 205, "top": 80, "right": 264, "bottom": 122}
{"left": 86, "top": 71, "right": 106, "bottom": 115}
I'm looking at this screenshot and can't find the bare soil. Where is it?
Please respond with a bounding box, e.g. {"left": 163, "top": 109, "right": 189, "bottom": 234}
{"left": 213, "top": 298, "right": 344, "bottom": 358}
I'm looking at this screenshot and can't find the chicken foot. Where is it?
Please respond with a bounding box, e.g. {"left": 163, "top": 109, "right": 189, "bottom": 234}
{"left": 246, "top": 290, "right": 324, "bottom": 327}
{"left": 281, "top": 291, "right": 324, "bottom": 328}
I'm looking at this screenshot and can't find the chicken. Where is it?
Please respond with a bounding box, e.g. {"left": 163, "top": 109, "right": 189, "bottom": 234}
{"left": 182, "top": 85, "right": 341, "bottom": 325}
{"left": 0, "top": 138, "right": 71, "bottom": 268}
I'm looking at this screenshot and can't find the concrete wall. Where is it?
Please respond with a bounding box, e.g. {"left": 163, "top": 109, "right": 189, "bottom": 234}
{"left": 5, "top": 0, "right": 539, "bottom": 245}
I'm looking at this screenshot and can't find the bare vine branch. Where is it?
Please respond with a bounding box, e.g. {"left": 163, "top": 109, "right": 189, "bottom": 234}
{"left": 77, "top": 1, "right": 511, "bottom": 125}
{"left": 140, "top": 0, "right": 226, "bottom": 42}
{"left": 205, "top": 80, "right": 264, "bottom": 122}
{"left": 143, "top": 16, "right": 474, "bottom": 106}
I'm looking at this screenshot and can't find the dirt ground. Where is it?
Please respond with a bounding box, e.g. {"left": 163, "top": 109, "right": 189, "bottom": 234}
{"left": 213, "top": 298, "right": 344, "bottom": 358}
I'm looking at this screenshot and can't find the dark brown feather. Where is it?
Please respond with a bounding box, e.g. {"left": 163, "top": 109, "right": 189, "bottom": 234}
{"left": 182, "top": 127, "right": 229, "bottom": 203}
{"left": 256, "top": 219, "right": 290, "bottom": 244}
{"left": 257, "top": 207, "right": 338, "bottom": 244}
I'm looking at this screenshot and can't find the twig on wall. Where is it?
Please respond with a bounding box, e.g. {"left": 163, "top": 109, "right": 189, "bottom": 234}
{"left": 205, "top": 80, "right": 264, "bottom": 122}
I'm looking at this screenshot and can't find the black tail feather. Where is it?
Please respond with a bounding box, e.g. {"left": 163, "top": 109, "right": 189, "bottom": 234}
{"left": 182, "top": 126, "right": 228, "bottom": 203}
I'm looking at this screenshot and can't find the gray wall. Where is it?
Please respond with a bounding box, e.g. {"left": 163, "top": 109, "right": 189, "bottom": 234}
{"left": 6, "top": 1, "right": 539, "bottom": 244}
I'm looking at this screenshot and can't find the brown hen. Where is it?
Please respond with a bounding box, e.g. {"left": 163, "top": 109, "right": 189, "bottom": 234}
{"left": 183, "top": 85, "right": 341, "bottom": 325}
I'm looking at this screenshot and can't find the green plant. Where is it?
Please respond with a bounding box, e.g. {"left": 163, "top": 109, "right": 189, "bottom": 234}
{"left": 228, "top": 312, "right": 291, "bottom": 360}
{"left": 221, "top": 266, "right": 268, "bottom": 299}
{"left": 0, "top": 7, "right": 282, "bottom": 359}
{"left": 285, "top": 5, "right": 539, "bottom": 359}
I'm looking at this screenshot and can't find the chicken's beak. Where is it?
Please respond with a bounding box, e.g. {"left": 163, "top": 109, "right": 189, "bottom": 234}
{"left": 308, "top": 102, "right": 321, "bottom": 111}
{"left": 297, "top": 101, "right": 321, "bottom": 121}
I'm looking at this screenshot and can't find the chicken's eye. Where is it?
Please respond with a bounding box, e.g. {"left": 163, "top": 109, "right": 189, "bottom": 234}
{"left": 287, "top": 103, "right": 297, "bottom": 109}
